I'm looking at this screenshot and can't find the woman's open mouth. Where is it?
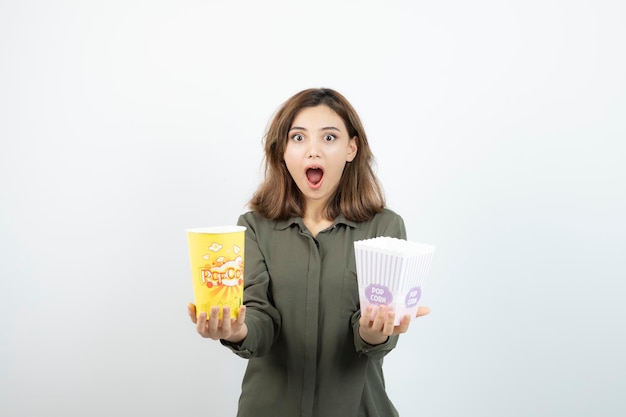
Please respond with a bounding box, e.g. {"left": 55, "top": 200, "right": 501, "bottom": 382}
{"left": 305, "top": 166, "right": 324, "bottom": 189}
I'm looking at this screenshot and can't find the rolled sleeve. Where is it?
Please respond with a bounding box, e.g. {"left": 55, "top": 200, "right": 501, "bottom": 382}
{"left": 221, "top": 214, "right": 282, "bottom": 358}
{"left": 350, "top": 309, "right": 399, "bottom": 360}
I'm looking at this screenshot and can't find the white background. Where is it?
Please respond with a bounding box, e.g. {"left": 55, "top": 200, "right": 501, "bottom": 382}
{"left": 1, "top": 1, "right": 625, "bottom": 416}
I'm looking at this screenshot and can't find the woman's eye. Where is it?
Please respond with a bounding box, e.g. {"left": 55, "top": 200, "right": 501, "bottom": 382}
{"left": 291, "top": 133, "right": 304, "bottom": 142}
{"left": 323, "top": 134, "right": 336, "bottom": 141}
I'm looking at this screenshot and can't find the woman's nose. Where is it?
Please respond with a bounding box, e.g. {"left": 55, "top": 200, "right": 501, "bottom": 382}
{"left": 306, "top": 141, "right": 320, "bottom": 158}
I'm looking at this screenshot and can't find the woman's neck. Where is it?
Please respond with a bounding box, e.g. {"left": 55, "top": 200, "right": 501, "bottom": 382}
{"left": 302, "top": 201, "right": 333, "bottom": 237}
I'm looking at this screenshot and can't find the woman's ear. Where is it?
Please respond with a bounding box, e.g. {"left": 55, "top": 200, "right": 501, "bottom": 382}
{"left": 347, "top": 136, "right": 358, "bottom": 162}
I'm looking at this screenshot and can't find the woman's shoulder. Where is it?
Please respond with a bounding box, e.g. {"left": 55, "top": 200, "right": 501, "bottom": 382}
{"left": 237, "top": 210, "right": 291, "bottom": 230}
{"left": 368, "top": 208, "right": 405, "bottom": 225}
{"left": 237, "top": 210, "right": 267, "bottom": 228}
{"left": 358, "top": 208, "right": 407, "bottom": 239}
{"left": 377, "top": 207, "right": 404, "bottom": 220}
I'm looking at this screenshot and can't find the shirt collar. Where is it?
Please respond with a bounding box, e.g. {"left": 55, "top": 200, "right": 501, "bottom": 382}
{"left": 275, "top": 214, "right": 357, "bottom": 230}
{"left": 333, "top": 214, "right": 357, "bottom": 228}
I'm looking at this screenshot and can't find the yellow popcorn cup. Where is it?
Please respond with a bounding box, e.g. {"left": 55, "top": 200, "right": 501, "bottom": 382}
{"left": 186, "top": 226, "right": 246, "bottom": 319}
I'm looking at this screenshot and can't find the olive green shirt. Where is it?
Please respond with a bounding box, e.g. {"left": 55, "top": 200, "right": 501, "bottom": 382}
{"left": 222, "top": 209, "right": 407, "bottom": 417}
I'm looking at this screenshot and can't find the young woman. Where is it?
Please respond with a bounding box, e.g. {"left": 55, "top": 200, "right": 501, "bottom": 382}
{"left": 188, "top": 88, "right": 430, "bottom": 417}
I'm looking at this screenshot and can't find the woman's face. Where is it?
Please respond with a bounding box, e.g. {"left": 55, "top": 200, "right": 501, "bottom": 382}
{"left": 283, "top": 105, "right": 358, "bottom": 211}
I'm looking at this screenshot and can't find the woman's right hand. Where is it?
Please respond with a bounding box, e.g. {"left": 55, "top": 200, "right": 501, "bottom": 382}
{"left": 187, "top": 303, "right": 248, "bottom": 343}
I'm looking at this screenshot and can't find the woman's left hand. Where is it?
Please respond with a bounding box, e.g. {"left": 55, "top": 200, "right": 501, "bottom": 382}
{"left": 358, "top": 305, "right": 430, "bottom": 345}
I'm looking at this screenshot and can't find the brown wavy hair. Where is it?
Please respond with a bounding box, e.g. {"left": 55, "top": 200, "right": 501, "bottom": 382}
{"left": 249, "top": 88, "right": 385, "bottom": 222}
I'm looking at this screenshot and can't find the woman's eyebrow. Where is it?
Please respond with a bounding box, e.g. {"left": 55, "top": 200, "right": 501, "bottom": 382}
{"left": 288, "top": 126, "right": 341, "bottom": 132}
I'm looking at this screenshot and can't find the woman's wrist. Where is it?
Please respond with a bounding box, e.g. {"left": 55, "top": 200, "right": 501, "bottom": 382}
{"left": 358, "top": 327, "right": 388, "bottom": 346}
{"left": 224, "top": 324, "right": 248, "bottom": 344}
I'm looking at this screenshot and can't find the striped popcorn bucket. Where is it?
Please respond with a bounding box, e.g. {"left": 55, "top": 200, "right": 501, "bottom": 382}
{"left": 354, "top": 237, "right": 435, "bottom": 325}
